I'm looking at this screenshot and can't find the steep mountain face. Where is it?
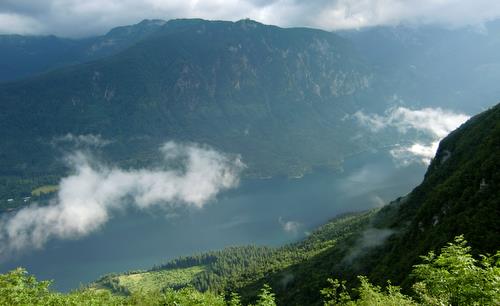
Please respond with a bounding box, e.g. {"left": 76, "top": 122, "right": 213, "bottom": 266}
{"left": 5, "top": 18, "right": 500, "bottom": 202}
{"left": 6, "top": 19, "right": 500, "bottom": 114}
{"left": 89, "top": 210, "right": 376, "bottom": 304}
{"left": 365, "top": 102, "right": 500, "bottom": 286}
{"left": 8, "top": 19, "right": 500, "bottom": 114}
{"left": 0, "top": 19, "right": 166, "bottom": 82}
{"left": 86, "top": 104, "right": 500, "bottom": 306}
{"left": 0, "top": 19, "right": 380, "bottom": 202}
{"left": 269, "top": 103, "right": 500, "bottom": 304}
{"left": 340, "top": 21, "right": 500, "bottom": 112}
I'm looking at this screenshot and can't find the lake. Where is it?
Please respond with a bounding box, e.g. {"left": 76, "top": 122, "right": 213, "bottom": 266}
{"left": 0, "top": 150, "right": 426, "bottom": 291}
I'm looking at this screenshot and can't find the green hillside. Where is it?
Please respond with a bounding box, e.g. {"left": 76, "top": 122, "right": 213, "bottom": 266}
{"left": 1, "top": 234, "right": 498, "bottom": 305}
{"left": 0, "top": 19, "right": 166, "bottom": 82}
{"left": 0, "top": 19, "right": 382, "bottom": 209}
{"left": 364, "top": 101, "right": 500, "bottom": 287}
{"left": 90, "top": 211, "right": 374, "bottom": 296}
{"left": 1, "top": 86, "right": 498, "bottom": 306}
{"left": 4, "top": 18, "right": 500, "bottom": 209}
{"left": 87, "top": 103, "right": 500, "bottom": 305}
{"left": 1, "top": 18, "right": 499, "bottom": 306}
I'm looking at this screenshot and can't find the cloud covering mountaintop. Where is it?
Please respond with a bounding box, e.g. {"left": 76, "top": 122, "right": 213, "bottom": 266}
{"left": 1, "top": 0, "right": 500, "bottom": 37}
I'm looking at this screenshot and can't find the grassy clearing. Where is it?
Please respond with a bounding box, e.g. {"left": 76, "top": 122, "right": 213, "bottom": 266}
{"left": 112, "top": 266, "right": 206, "bottom": 293}
{"left": 31, "top": 185, "right": 58, "bottom": 196}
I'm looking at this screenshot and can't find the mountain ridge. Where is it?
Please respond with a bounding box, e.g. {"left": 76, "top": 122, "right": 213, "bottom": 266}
{"left": 0, "top": 18, "right": 380, "bottom": 206}
{"left": 0, "top": 18, "right": 168, "bottom": 83}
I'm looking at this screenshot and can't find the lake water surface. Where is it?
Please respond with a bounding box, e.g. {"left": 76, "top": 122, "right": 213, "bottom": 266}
{"left": 0, "top": 150, "right": 426, "bottom": 291}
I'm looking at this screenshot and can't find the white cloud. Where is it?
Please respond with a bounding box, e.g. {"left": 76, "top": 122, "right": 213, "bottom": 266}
{"left": 354, "top": 107, "right": 469, "bottom": 165}
{"left": 343, "top": 227, "right": 395, "bottom": 263}
{"left": 352, "top": 111, "right": 388, "bottom": 132}
{"left": 354, "top": 107, "right": 470, "bottom": 137}
{"left": 390, "top": 141, "right": 440, "bottom": 165}
{"left": 0, "top": 141, "right": 244, "bottom": 258}
{"left": 312, "top": 0, "right": 500, "bottom": 30}
{"left": 278, "top": 217, "right": 302, "bottom": 235}
{"left": 0, "top": 12, "right": 43, "bottom": 35}
{"left": 2, "top": 1, "right": 500, "bottom": 37}
{"left": 53, "top": 133, "right": 111, "bottom": 147}
{"left": 370, "top": 195, "right": 386, "bottom": 207}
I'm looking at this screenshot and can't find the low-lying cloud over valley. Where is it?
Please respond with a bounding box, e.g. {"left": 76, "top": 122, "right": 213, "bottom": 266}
{"left": 279, "top": 217, "right": 302, "bottom": 235}
{"left": 0, "top": 141, "right": 244, "bottom": 259}
{"left": 354, "top": 107, "right": 470, "bottom": 165}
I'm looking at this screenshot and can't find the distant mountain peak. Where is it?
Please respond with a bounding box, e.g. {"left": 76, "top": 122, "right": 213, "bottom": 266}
{"left": 236, "top": 18, "right": 264, "bottom": 25}
{"left": 104, "top": 19, "right": 167, "bottom": 37}
{"left": 138, "top": 19, "right": 167, "bottom": 26}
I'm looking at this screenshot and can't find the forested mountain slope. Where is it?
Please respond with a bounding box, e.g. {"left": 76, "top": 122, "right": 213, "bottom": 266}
{"left": 89, "top": 103, "right": 500, "bottom": 305}
{"left": 364, "top": 101, "right": 500, "bottom": 286}
{"left": 4, "top": 18, "right": 500, "bottom": 210}
{"left": 0, "top": 19, "right": 166, "bottom": 82}
{"left": 6, "top": 18, "right": 500, "bottom": 115}
{"left": 0, "top": 19, "right": 381, "bottom": 206}
{"left": 266, "top": 103, "right": 500, "bottom": 304}
{"left": 341, "top": 21, "right": 500, "bottom": 112}
{"left": 0, "top": 104, "right": 498, "bottom": 304}
{"left": 91, "top": 211, "right": 376, "bottom": 303}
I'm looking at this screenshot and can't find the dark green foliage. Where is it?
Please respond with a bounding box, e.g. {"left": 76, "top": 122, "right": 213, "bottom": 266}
{"left": 229, "top": 292, "right": 243, "bottom": 306}
{"left": 0, "top": 267, "right": 279, "bottom": 306}
{"left": 253, "top": 284, "right": 277, "bottom": 306}
{"left": 236, "top": 212, "right": 377, "bottom": 305}
{"left": 2, "top": 236, "right": 498, "bottom": 305}
{"left": 179, "top": 211, "right": 372, "bottom": 297}
{"left": 0, "top": 268, "right": 127, "bottom": 305}
{"left": 250, "top": 103, "right": 500, "bottom": 304}
{"left": 238, "top": 105, "right": 500, "bottom": 304}
{"left": 321, "top": 276, "right": 418, "bottom": 306}
{"left": 93, "top": 211, "right": 375, "bottom": 305}
{"left": 363, "top": 103, "right": 500, "bottom": 288}
{"left": 411, "top": 236, "right": 500, "bottom": 305}
{"left": 322, "top": 236, "right": 500, "bottom": 306}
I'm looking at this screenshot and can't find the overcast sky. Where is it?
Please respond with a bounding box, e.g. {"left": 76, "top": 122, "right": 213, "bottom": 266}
{"left": 1, "top": 0, "right": 500, "bottom": 37}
